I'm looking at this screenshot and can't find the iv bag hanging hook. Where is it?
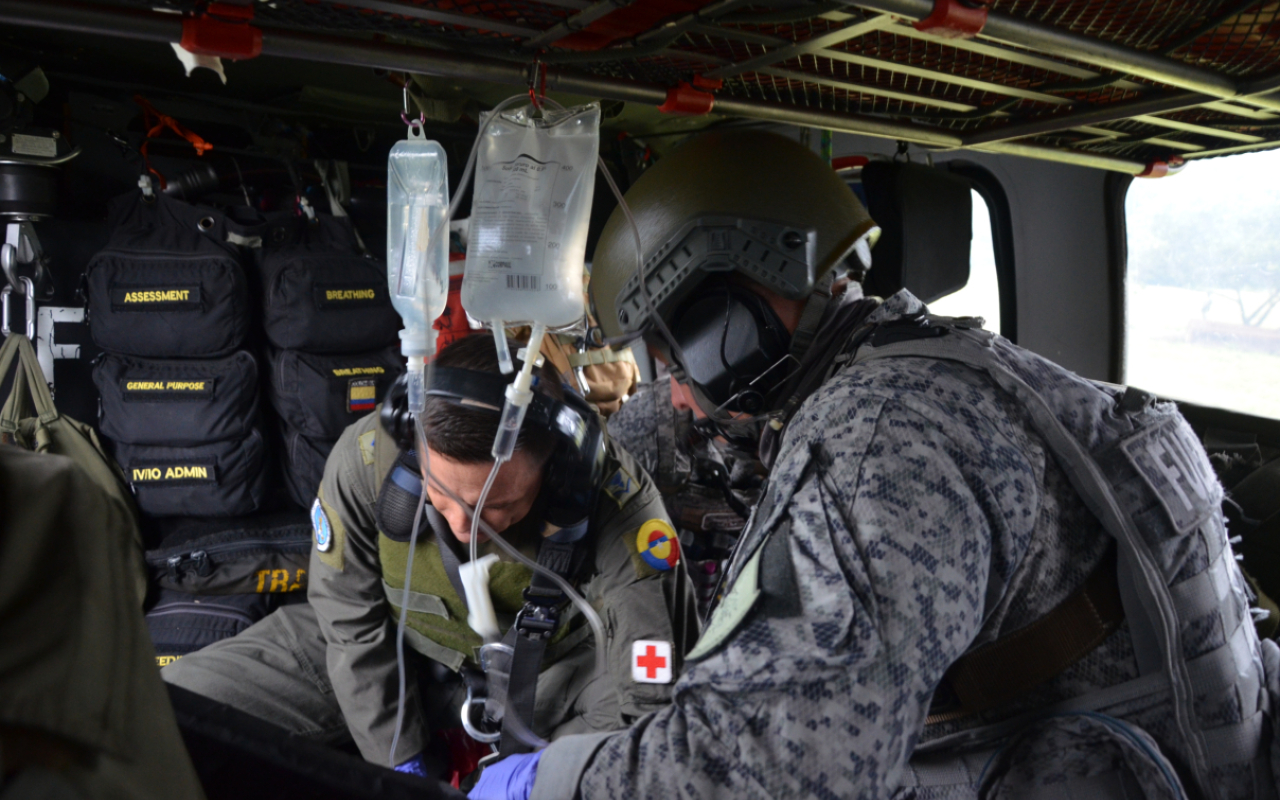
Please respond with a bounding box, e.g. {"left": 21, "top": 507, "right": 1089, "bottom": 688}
{"left": 527, "top": 58, "right": 547, "bottom": 111}
{"left": 401, "top": 78, "right": 426, "bottom": 132}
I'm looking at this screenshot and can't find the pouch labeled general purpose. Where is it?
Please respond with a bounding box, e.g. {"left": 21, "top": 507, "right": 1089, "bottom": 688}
{"left": 86, "top": 191, "right": 249, "bottom": 358}
{"left": 258, "top": 213, "right": 400, "bottom": 353}
{"left": 93, "top": 351, "right": 260, "bottom": 447}
{"left": 145, "top": 510, "right": 312, "bottom": 595}
{"left": 280, "top": 425, "right": 336, "bottom": 509}
{"left": 147, "top": 589, "right": 286, "bottom": 666}
{"left": 116, "top": 428, "right": 269, "bottom": 517}
{"left": 266, "top": 345, "right": 403, "bottom": 440}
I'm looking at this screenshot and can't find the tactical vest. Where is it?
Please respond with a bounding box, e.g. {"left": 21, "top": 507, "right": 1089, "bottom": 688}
{"left": 849, "top": 321, "right": 1276, "bottom": 800}
{"left": 370, "top": 427, "right": 587, "bottom": 673}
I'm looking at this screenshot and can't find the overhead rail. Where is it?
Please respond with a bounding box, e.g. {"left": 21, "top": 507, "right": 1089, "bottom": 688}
{"left": 4, "top": 0, "right": 1280, "bottom": 174}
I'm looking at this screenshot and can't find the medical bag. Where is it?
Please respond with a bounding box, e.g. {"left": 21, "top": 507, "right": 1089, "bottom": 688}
{"left": 86, "top": 191, "right": 250, "bottom": 358}
{"left": 93, "top": 350, "right": 260, "bottom": 447}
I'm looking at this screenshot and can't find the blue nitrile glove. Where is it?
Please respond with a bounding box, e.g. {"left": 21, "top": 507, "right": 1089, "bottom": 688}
{"left": 468, "top": 751, "right": 542, "bottom": 800}
{"left": 394, "top": 752, "right": 430, "bottom": 778}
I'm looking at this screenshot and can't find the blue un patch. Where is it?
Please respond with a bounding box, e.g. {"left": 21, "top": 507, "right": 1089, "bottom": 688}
{"left": 312, "top": 498, "right": 333, "bottom": 552}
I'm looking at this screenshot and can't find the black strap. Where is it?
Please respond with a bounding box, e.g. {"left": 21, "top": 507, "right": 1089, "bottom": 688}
{"left": 428, "top": 506, "right": 471, "bottom": 612}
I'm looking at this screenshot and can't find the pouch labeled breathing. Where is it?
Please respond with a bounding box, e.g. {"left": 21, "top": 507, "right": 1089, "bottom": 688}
{"left": 462, "top": 102, "right": 599, "bottom": 329}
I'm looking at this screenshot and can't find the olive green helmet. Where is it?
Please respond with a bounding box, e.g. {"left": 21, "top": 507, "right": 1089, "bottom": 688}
{"left": 591, "top": 128, "right": 878, "bottom": 343}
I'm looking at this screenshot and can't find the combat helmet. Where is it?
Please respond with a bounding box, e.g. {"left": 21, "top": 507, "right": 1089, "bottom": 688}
{"left": 591, "top": 127, "right": 878, "bottom": 415}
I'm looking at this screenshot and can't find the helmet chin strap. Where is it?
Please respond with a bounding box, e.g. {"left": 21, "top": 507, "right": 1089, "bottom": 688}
{"left": 787, "top": 268, "right": 840, "bottom": 366}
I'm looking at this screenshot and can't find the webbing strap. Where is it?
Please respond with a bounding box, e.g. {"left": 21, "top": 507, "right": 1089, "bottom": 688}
{"left": 854, "top": 327, "right": 1216, "bottom": 798}
{"left": 565, "top": 347, "right": 635, "bottom": 368}
{"left": 927, "top": 549, "right": 1124, "bottom": 724}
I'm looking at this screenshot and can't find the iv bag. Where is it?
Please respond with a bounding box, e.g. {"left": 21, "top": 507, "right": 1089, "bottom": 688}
{"left": 462, "top": 102, "right": 599, "bottom": 329}
{"left": 387, "top": 126, "right": 449, "bottom": 360}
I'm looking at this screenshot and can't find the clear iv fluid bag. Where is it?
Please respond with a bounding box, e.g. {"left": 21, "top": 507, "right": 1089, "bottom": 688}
{"left": 462, "top": 102, "right": 599, "bottom": 329}
{"left": 387, "top": 128, "right": 449, "bottom": 357}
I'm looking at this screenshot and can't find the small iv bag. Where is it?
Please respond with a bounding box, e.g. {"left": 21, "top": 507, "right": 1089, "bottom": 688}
{"left": 462, "top": 102, "right": 599, "bottom": 330}
{"left": 387, "top": 124, "right": 450, "bottom": 411}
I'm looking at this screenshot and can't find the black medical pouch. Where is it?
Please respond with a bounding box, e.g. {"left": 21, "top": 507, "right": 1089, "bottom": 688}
{"left": 258, "top": 213, "right": 400, "bottom": 353}
{"left": 280, "top": 426, "right": 336, "bottom": 509}
{"left": 266, "top": 345, "right": 403, "bottom": 440}
{"left": 116, "top": 429, "right": 269, "bottom": 517}
{"left": 93, "top": 351, "right": 260, "bottom": 447}
{"left": 86, "top": 191, "right": 249, "bottom": 358}
{"left": 145, "top": 510, "right": 312, "bottom": 595}
{"left": 146, "top": 589, "right": 287, "bottom": 666}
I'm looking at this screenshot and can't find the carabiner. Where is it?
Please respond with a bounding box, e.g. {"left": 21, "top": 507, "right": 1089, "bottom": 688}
{"left": 460, "top": 683, "right": 502, "bottom": 744}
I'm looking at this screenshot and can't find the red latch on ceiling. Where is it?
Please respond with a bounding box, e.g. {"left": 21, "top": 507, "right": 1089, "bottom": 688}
{"left": 181, "top": 2, "right": 262, "bottom": 60}
{"left": 1137, "top": 155, "right": 1187, "bottom": 178}
{"left": 913, "top": 0, "right": 988, "bottom": 39}
{"left": 658, "top": 82, "right": 716, "bottom": 115}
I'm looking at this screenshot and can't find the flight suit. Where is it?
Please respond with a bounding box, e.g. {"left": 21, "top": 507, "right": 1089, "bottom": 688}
{"left": 164, "top": 411, "right": 697, "bottom": 768}
{"left": 528, "top": 289, "right": 1275, "bottom": 800}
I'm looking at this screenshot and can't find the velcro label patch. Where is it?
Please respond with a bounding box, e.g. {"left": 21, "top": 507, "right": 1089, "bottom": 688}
{"left": 632, "top": 640, "right": 673, "bottom": 684}
{"left": 316, "top": 284, "right": 383, "bottom": 309}
{"left": 122, "top": 379, "right": 215, "bottom": 401}
{"left": 110, "top": 285, "right": 203, "bottom": 311}
{"left": 348, "top": 378, "right": 378, "bottom": 413}
{"left": 332, "top": 366, "right": 386, "bottom": 377}
{"left": 131, "top": 463, "right": 217, "bottom": 485}
{"left": 1120, "top": 417, "right": 1216, "bottom": 534}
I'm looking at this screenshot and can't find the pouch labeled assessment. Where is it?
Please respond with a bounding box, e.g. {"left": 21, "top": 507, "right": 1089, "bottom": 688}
{"left": 86, "top": 191, "right": 249, "bottom": 358}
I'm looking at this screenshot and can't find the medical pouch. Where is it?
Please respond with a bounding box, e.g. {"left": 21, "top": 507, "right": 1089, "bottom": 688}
{"left": 145, "top": 510, "right": 312, "bottom": 595}
{"left": 86, "top": 191, "right": 249, "bottom": 358}
{"left": 116, "top": 428, "right": 269, "bottom": 517}
{"left": 93, "top": 351, "right": 260, "bottom": 446}
{"left": 266, "top": 345, "right": 403, "bottom": 440}
{"left": 258, "top": 213, "right": 400, "bottom": 353}
{"left": 279, "top": 425, "right": 335, "bottom": 509}
{"left": 146, "top": 589, "right": 282, "bottom": 665}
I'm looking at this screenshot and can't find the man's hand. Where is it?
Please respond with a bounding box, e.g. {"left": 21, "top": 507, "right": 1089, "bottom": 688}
{"left": 467, "top": 752, "right": 542, "bottom": 800}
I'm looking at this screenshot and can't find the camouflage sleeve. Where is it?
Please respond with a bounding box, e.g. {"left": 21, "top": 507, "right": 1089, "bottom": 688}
{"left": 308, "top": 414, "right": 426, "bottom": 767}
{"left": 533, "top": 395, "right": 1039, "bottom": 800}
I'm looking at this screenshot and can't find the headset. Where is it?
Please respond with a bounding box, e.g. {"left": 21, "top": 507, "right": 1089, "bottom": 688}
{"left": 378, "top": 367, "right": 607, "bottom": 542}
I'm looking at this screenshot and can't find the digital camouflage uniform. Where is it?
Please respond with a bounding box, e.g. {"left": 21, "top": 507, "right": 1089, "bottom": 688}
{"left": 166, "top": 410, "right": 697, "bottom": 768}
{"left": 528, "top": 289, "right": 1275, "bottom": 800}
{"left": 606, "top": 379, "right": 763, "bottom": 614}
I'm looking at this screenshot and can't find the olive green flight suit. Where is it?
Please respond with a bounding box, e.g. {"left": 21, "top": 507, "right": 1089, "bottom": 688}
{"left": 164, "top": 411, "right": 696, "bottom": 768}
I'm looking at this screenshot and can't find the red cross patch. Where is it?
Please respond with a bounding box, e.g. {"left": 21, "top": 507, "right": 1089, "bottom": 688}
{"left": 631, "top": 640, "right": 673, "bottom": 684}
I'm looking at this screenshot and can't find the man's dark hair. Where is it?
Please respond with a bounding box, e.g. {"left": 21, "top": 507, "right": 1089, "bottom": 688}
{"left": 422, "top": 333, "right": 564, "bottom": 464}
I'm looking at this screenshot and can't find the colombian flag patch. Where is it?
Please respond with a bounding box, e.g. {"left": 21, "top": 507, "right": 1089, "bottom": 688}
{"left": 348, "top": 379, "right": 377, "bottom": 413}
{"left": 636, "top": 519, "right": 680, "bottom": 572}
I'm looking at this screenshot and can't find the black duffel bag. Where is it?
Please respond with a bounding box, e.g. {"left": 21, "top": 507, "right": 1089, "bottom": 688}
{"left": 258, "top": 213, "right": 400, "bottom": 353}
{"left": 266, "top": 345, "right": 403, "bottom": 441}
{"left": 86, "top": 190, "right": 249, "bottom": 358}
{"left": 93, "top": 350, "right": 260, "bottom": 447}
{"left": 115, "top": 429, "right": 269, "bottom": 517}
{"left": 145, "top": 510, "right": 312, "bottom": 595}
{"left": 147, "top": 589, "right": 290, "bottom": 667}
{"left": 280, "top": 425, "right": 336, "bottom": 509}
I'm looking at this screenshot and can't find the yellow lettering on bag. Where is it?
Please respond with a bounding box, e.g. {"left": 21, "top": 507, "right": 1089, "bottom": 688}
{"left": 123, "top": 289, "right": 191, "bottom": 303}
{"left": 132, "top": 467, "right": 163, "bottom": 481}
{"left": 125, "top": 381, "right": 207, "bottom": 392}
{"left": 269, "top": 569, "right": 290, "bottom": 593}
{"left": 257, "top": 568, "right": 307, "bottom": 593}
{"left": 332, "top": 367, "right": 386, "bottom": 377}
{"left": 156, "top": 655, "right": 182, "bottom": 667}
{"left": 162, "top": 466, "right": 209, "bottom": 480}
{"left": 325, "top": 288, "right": 377, "bottom": 301}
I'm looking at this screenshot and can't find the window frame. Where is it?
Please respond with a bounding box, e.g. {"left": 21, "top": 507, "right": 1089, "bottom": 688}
{"left": 946, "top": 161, "right": 1018, "bottom": 343}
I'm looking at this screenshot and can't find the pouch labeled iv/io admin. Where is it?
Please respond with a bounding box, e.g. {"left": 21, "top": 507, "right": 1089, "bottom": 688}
{"left": 462, "top": 102, "right": 600, "bottom": 329}
{"left": 387, "top": 124, "right": 449, "bottom": 410}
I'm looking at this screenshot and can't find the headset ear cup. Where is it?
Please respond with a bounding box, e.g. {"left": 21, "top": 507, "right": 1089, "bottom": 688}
{"left": 381, "top": 374, "right": 415, "bottom": 451}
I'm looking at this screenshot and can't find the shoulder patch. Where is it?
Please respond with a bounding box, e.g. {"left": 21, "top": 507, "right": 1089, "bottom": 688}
{"left": 602, "top": 466, "right": 640, "bottom": 508}
{"left": 358, "top": 429, "right": 377, "bottom": 466}
{"left": 686, "top": 543, "right": 763, "bottom": 661}
{"left": 312, "top": 498, "right": 333, "bottom": 552}
{"left": 625, "top": 518, "right": 680, "bottom": 578}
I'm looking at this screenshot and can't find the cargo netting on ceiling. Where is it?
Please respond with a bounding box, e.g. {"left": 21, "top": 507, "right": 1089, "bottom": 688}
{"left": 82, "top": 0, "right": 1280, "bottom": 171}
